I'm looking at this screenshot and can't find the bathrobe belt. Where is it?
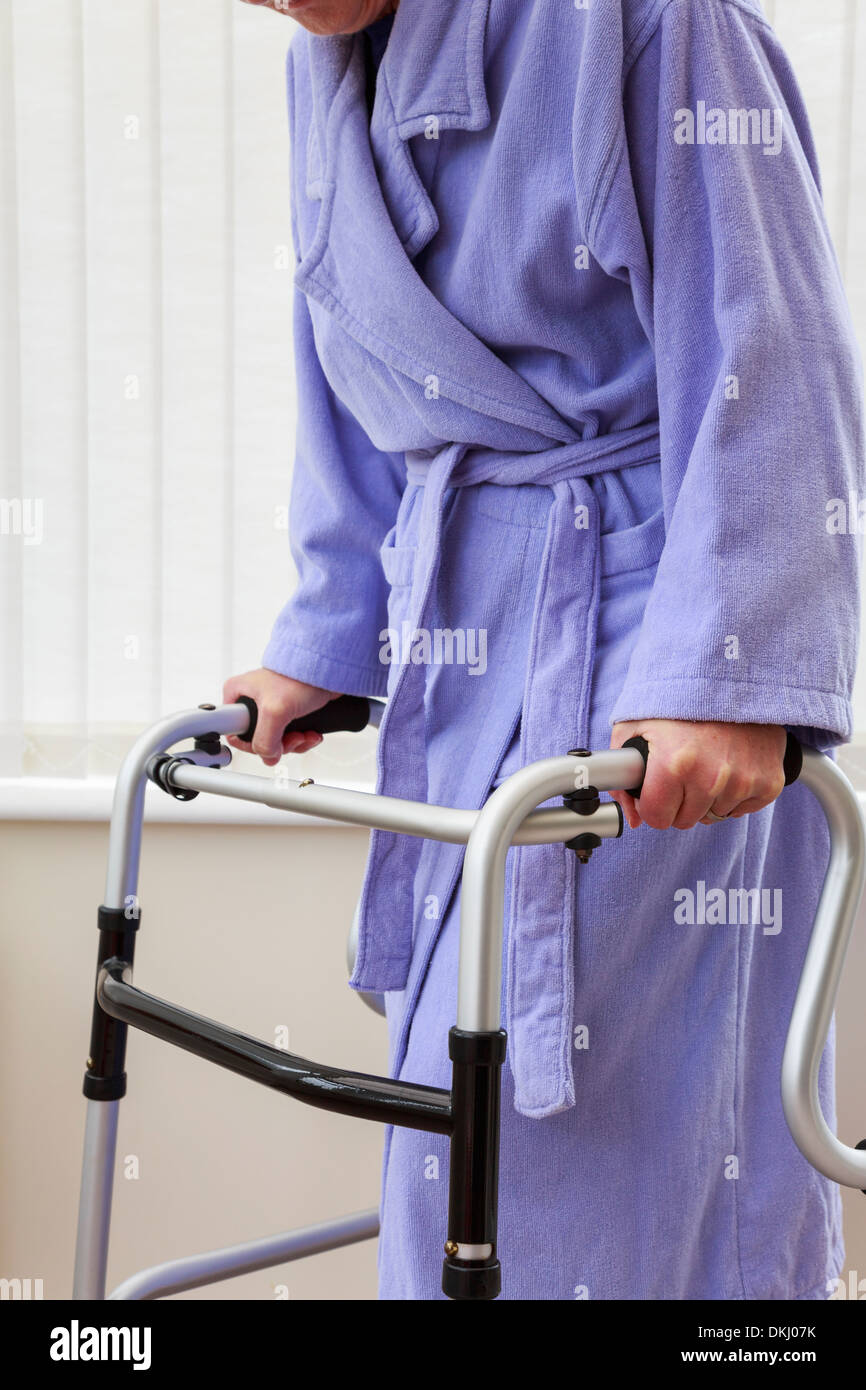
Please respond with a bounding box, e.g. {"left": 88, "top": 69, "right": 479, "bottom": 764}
{"left": 350, "top": 421, "right": 662, "bottom": 1118}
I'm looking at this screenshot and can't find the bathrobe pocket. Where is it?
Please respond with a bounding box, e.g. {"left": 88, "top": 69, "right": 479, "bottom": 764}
{"left": 379, "top": 523, "right": 417, "bottom": 589}
{"left": 600, "top": 506, "right": 666, "bottom": 578}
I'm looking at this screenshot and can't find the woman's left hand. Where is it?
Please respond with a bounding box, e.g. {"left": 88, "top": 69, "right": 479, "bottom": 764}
{"left": 609, "top": 719, "right": 788, "bottom": 830}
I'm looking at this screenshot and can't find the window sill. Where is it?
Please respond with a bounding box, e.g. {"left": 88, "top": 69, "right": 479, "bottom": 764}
{"left": 0, "top": 775, "right": 377, "bottom": 826}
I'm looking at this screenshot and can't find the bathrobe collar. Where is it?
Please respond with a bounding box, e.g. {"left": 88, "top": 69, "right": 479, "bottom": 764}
{"left": 302, "top": 0, "right": 492, "bottom": 257}
{"left": 305, "top": 0, "right": 492, "bottom": 172}
{"left": 377, "top": 0, "right": 492, "bottom": 141}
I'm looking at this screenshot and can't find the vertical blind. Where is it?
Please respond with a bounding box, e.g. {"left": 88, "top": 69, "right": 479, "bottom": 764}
{"left": 0, "top": 0, "right": 864, "bottom": 782}
{"left": 1, "top": 0, "right": 302, "bottom": 778}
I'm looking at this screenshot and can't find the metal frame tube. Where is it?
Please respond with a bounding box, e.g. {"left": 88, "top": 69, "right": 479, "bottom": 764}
{"left": 109, "top": 1209, "right": 379, "bottom": 1301}
{"left": 165, "top": 760, "right": 623, "bottom": 846}
{"left": 75, "top": 706, "right": 251, "bottom": 1300}
{"left": 781, "top": 747, "right": 866, "bottom": 1187}
{"left": 457, "top": 750, "right": 644, "bottom": 1032}
{"left": 72, "top": 1100, "right": 120, "bottom": 1300}
{"left": 104, "top": 706, "right": 250, "bottom": 909}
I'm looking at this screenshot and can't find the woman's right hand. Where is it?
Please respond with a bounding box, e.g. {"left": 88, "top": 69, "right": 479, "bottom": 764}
{"left": 221, "top": 668, "right": 341, "bottom": 766}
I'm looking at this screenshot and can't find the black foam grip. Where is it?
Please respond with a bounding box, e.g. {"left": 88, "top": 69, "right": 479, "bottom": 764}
{"left": 237, "top": 693, "right": 370, "bottom": 744}
{"left": 621, "top": 734, "right": 650, "bottom": 798}
{"left": 620, "top": 730, "right": 803, "bottom": 800}
{"left": 783, "top": 732, "right": 803, "bottom": 786}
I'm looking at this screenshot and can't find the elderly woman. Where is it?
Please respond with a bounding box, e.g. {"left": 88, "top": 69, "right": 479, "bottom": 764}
{"left": 226, "top": 0, "right": 863, "bottom": 1300}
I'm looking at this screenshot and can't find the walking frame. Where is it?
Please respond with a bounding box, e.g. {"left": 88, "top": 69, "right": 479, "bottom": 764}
{"left": 72, "top": 695, "right": 866, "bottom": 1301}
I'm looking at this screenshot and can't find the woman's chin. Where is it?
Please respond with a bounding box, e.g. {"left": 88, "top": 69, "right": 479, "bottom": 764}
{"left": 279, "top": 0, "right": 395, "bottom": 37}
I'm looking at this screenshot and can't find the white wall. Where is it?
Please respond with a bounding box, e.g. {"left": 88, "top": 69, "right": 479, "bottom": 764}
{"left": 0, "top": 819, "right": 384, "bottom": 1300}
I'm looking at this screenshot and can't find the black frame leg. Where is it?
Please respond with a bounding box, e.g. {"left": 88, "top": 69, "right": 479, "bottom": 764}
{"left": 441, "top": 1027, "right": 507, "bottom": 1301}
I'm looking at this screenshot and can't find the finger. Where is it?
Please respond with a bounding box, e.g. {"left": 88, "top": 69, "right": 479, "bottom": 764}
{"left": 707, "top": 768, "right": 785, "bottom": 822}
{"left": 222, "top": 673, "right": 250, "bottom": 705}
{"left": 610, "top": 789, "right": 642, "bottom": 831}
{"left": 634, "top": 765, "right": 685, "bottom": 830}
{"left": 720, "top": 791, "right": 781, "bottom": 820}
{"left": 673, "top": 762, "right": 746, "bottom": 829}
{"left": 281, "top": 730, "right": 323, "bottom": 756}
{"left": 671, "top": 781, "right": 718, "bottom": 830}
{"left": 700, "top": 768, "right": 751, "bottom": 821}
{"left": 700, "top": 804, "right": 748, "bottom": 825}
{"left": 295, "top": 734, "right": 322, "bottom": 755}
{"left": 252, "top": 704, "right": 289, "bottom": 765}
{"left": 699, "top": 781, "right": 782, "bottom": 824}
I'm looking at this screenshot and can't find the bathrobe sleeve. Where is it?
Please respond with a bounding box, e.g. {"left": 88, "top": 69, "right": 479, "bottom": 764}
{"left": 595, "top": 0, "right": 864, "bottom": 748}
{"left": 261, "top": 51, "right": 406, "bottom": 699}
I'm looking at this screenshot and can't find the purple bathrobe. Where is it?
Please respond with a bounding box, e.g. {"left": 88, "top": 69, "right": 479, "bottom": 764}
{"left": 262, "top": 0, "right": 864, "bottom": 1299}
